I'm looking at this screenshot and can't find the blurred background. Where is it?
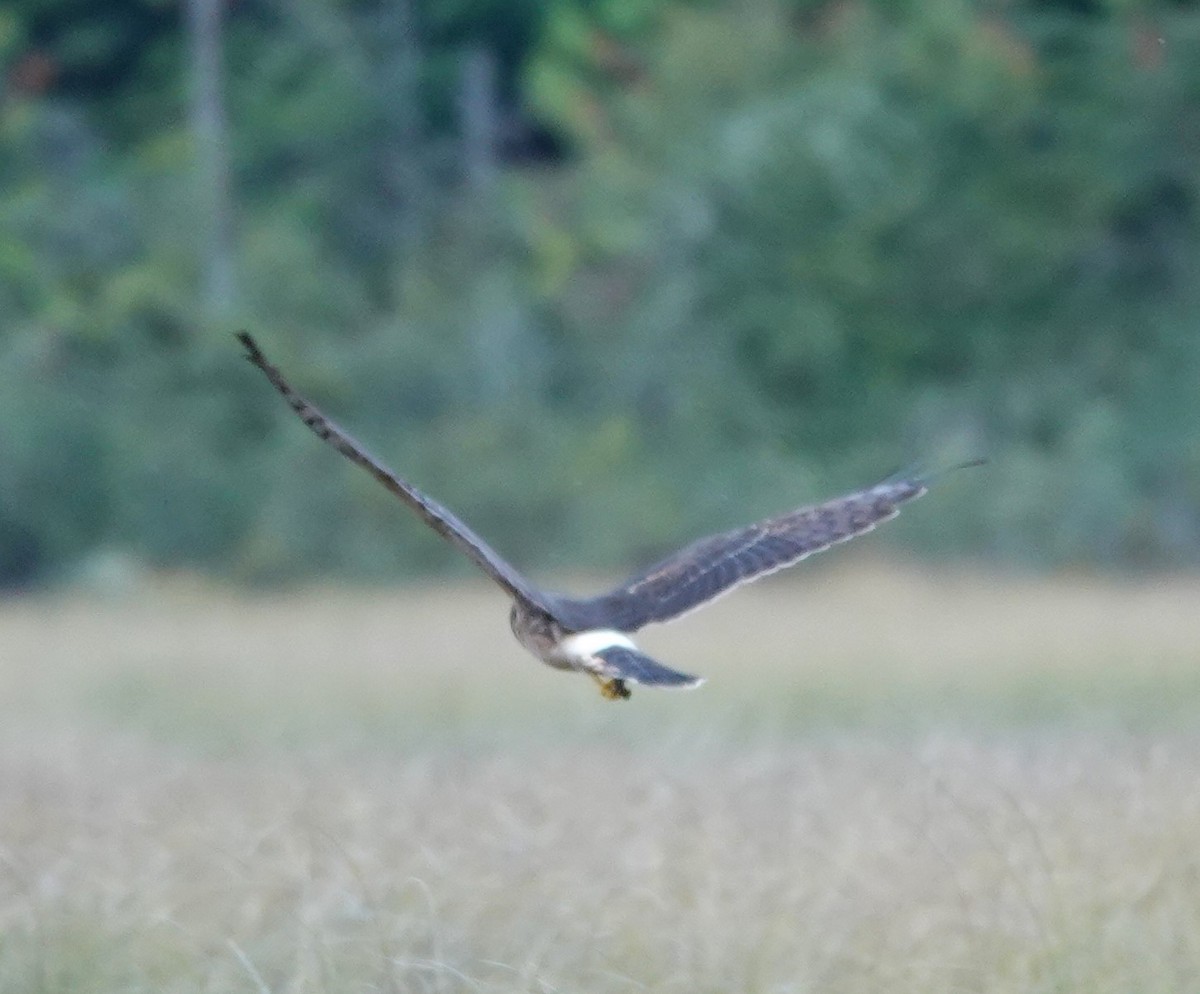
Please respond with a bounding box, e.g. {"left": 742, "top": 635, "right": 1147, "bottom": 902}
{"left": 3, "top": 0, "right": 1199, "bottom": 592}
{"left": 7, "top": 7, "right": 1200, "bottom": 991}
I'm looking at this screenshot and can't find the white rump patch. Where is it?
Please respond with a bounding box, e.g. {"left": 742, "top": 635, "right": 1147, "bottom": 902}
{"left": 559, "top": 629, "right": 637, "bottom": 661}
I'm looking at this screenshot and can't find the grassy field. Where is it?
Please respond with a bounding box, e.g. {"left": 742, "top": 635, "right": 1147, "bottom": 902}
{"left": 3, "top": 562, "right": 1200, "bottom": 992}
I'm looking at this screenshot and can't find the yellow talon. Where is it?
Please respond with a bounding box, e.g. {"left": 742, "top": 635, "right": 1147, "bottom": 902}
{"left": 593, "top": 674, "right": 631, "bottom": 700}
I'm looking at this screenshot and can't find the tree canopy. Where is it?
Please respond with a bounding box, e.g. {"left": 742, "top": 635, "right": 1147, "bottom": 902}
{"left": 2, "top": 0, "right": 1198, "bottom": 587}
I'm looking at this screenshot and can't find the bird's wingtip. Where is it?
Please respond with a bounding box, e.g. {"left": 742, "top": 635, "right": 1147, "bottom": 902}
{"left": 235, "top": 330, "right": 259, "bottom": 356}
{"left": 879, "top": 455, "right": 988, "bottom": 489}
{"left": 236, "top": 331, "right": 272, "bottom": 371}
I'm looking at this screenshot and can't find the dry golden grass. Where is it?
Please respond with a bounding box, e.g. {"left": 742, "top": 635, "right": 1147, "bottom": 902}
{"left": 3, "top": 563, "right": 1200, "bottom": 992}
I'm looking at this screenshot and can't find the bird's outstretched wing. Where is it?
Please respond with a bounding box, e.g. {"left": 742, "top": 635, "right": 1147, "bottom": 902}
{"left": 553, "top": 467, "right": 977, "bottom": 633}
{"left": 237, "top": 333, "right": 551, "bottom": 610}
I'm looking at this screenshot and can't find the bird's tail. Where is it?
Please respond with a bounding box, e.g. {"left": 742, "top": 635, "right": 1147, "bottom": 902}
{"left": 594, "top": 646, "right": 704, "bottom": 690}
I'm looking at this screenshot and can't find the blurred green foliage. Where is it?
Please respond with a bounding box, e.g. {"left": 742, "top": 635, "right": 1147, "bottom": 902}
{"left": 1, "top": 0, "right": 1198, "bottom": 587}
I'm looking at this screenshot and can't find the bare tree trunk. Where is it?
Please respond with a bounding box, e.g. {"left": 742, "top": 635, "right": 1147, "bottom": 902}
{"left": 459, "top": 45, "right": 498, "bottom": 195}
{"left": 373, "top": 0, "right": 427, "bottom": 261}
{"left": 458, "top": 45, "right": 517, "bottom": 399}
{"left": 186, "top": 0, "right": 236, "bottom": 318}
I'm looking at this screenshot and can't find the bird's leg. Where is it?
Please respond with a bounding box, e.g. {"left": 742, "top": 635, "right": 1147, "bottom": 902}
{"left": 591, "top": 674, "right": 631, "bottom": 700}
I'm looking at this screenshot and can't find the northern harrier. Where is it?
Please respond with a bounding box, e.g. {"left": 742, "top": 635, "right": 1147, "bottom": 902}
{"left": 239, "top": 333, "right": 976, "bottom": 700}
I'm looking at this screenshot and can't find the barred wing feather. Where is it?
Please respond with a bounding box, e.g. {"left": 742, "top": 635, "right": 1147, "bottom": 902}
{"left": 552, "top": 479, "right": 927, "bottom": 633}
{"left": 237, "top": 333, "right": 553, "bottom": 612}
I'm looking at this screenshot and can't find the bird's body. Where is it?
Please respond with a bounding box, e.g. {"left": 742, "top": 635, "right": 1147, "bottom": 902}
{"left": 238, "top": 333, "right": 970, "bottom": 700}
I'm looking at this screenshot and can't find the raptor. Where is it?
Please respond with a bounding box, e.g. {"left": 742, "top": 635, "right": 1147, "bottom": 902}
{"left": 238, "top": 333, "right": 975, "bottom": 700}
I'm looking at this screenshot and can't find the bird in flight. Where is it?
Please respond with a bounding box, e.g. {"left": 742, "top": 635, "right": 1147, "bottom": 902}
{"left": 238, "top": 333, "right": 976, "bottom": 700}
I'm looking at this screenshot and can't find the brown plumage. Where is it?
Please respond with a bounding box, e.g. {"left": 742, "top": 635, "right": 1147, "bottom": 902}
{"left": 549, "top": 479, "right": 926, "bottom": 634}
{"left": 239, "top": 333, "right": 976, "bottom": 699}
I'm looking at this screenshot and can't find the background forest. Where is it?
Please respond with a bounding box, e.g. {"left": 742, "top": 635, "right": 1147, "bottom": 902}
{"left": 2, "top": 0, "right": 1199, "bottom": 588}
